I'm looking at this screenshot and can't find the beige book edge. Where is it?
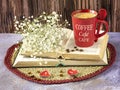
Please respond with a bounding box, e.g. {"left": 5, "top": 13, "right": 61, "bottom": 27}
{"left": 12, "top": 50, "right": 108, "bottom": 67}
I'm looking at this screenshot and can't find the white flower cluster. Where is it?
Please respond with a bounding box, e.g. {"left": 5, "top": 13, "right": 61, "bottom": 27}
{"left": 14, "top": 11, "right": 70, "bottom": 54}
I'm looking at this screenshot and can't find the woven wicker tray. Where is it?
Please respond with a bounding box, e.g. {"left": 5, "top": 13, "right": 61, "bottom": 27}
{"left": 4, "top": 43, "right": 116, "bottom": 84}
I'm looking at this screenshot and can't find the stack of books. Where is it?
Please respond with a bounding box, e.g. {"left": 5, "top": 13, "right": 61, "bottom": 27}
{"left": 12, "top": 30, "right": 109, "bottom": 67}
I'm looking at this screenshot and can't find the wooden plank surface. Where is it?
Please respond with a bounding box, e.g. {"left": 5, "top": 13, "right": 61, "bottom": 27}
{"left": 0, "top": 0, "right": 119, "bottom": 32}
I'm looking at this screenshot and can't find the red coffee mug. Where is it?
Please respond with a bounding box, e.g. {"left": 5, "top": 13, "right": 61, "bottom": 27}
{"left": 71, "top": 9, "right": 108, "bottom": 47}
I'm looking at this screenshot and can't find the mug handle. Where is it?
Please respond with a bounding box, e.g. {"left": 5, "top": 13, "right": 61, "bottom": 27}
{"left": 95, "top": 19, "right": 108, "bottom": 41}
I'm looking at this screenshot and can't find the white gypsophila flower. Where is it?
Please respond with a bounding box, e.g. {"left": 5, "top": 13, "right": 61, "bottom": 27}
{"left": 42, "top": 12, "right": 46, "bottom": 14}
{"left": 52, "top": 11, "right": 56, "bottom": 14}
{"left": 14, "top": 16, "right": 17, "bottom": 19}
{"left": 31, "top": 15, "right": 33, "bottom": 18}
{"left": 15, "top": 21, "right": 19, "bottom": 24}
{"left": 23, "top": 16, "right": 25, "bottom": 19}
{"left": 14, "top": 12, "right": 69, "bottom": 54}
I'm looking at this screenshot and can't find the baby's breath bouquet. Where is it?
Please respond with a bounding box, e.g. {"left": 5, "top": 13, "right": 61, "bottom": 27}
{"left": 14, "top": 11, "right": 70, "bottom": 55}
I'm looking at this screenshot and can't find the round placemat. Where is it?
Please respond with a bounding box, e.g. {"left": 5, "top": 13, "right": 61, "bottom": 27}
{"left": 4, "top": 43, "right": 116, "bottom": 84}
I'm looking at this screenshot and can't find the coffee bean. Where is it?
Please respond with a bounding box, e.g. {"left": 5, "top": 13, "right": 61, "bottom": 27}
{"left": 60, "top": 70, "right": 64, "bottom": 73}
{"left": 74, "top": 46, "right": 77, "bottom": 48}
{"left": 76, "top": 48, "right": 79, "bottom": 51}
{"left": 79, "top": 49, "right": 84, "bottom": 52}
{"left": 30, "top": 75, "right": 35, "bottom": 78}
{"left": 60, "top": 74, "right": 64, "bottom": 77}
{"left": 37, "top": 71, "right": 40, "bottom": 73}
{"left": 71, "top": 49, "right": 75, "bottom": 52}
{"left": 28, "top": 72, "right": 32, "bottom": 74}
{"left": 66, "top": 49, "right": 70, "bottom": 53}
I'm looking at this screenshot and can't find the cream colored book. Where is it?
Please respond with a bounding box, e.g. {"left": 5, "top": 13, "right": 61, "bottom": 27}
{"left": 63, "top": 32, "right": 109, "bottom": 60}
{"left": 12, "top": 50, "right": 108, "bottom": 67}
